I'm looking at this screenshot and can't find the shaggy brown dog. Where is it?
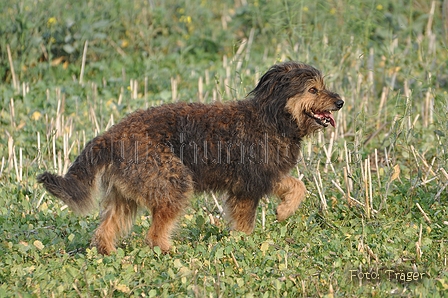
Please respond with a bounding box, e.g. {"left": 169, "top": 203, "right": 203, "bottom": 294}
{"left": 38, "top": 61, "right": 343, "bottom": 255}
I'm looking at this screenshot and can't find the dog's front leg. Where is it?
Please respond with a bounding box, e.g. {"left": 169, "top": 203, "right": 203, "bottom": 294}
{"left": 273, "top": 176, "right": 307, "bottom": 221}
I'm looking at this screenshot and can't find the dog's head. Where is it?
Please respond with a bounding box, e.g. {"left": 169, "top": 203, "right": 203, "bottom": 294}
{"left": 249, "top": 62, "right": 343, "bottom": 136}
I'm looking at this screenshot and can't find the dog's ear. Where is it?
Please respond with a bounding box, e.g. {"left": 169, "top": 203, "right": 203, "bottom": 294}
{"left": 249, "top": 62, "right": 296, "bottom": 101}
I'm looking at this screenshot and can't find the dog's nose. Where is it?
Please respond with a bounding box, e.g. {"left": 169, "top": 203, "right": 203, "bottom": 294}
{"left": 335, "top": 99, "right": 344, "bottom": 109}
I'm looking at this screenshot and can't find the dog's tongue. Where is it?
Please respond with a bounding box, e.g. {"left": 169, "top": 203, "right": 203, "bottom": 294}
{"left": 326, "top": 112, "right": 336, "bottom": 127}
{"left": 317, "top": 112, "right": 336, "bottom": 127}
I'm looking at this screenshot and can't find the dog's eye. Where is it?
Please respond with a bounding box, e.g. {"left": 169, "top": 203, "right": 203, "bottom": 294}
{"left": 308, "top": 87, "right": 318, "bottom": 94}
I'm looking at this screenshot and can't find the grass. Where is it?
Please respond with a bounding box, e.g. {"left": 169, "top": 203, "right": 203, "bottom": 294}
{"left": 1, "top": 0, "right": 447, "bottom": 296}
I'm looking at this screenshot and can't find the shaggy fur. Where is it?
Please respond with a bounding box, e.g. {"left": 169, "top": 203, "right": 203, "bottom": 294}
{"left": 37, "top": 61, "right": 343, "bottom": 255}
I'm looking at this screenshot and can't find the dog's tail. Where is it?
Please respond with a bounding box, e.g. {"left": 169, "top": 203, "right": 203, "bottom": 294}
{"left": 37, "top": 136, "right": 110, "bottom": 214}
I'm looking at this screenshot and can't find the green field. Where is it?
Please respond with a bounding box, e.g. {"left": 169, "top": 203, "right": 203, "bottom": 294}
{"left": 1, "top": 0, "right": 447, "bottom": 296}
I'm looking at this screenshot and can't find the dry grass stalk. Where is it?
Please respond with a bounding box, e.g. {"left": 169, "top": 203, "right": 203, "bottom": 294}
{"left": 332, "top": 178, "right": 378, "bottom": 215}
{"left": 416, "top": 223, "right": 423, "bottom": 261}
{"left": 79, "top": 40, "right": 89, "bottom": 85}
{"left": 444, "top": 0, "right": 448, "bottom": 41}
{"left": 211, "top": 193, "right": 224, "bottom": 214}
{"left": 376, "top": 86, "right": 388, "bottom": 129}
{"left": 323, "top": 132, "right": 335, "bottom": 174}
{"left": 198, "top": 76, "right": 204, "bottom": 103}
{"left": 416, "top": 203, "right": 432, "bottom": 224}
{"left": 144, "top": 76, "right": 149, "bottom": 108}
{"left": 19, "top": 148, "right": 23, "bottom": 182}
{"left": 343, "top": 167, "right": 351, "bottom": 206}
{"left": 52, "top": 135, "right": 57, "bottom": 171}
{"left": 7, "top": 44, "right": 19, "bottom": 91}
{"left": 171, "top": 78, "right": 179, "bottom": 102}
{"left": 313, "top": 166, "right": 327, "bottom": 212}
{"left": 361, "top": 159, "right": 371, "bottom": 219}
{"left": 426, "top": 1, "right": 436, "bottom": 37}
{"left": 366, "top": 244, "right": 379, "bottom": 262}
{"left": 0, "top": 157, "right": 5, "bottom": 178}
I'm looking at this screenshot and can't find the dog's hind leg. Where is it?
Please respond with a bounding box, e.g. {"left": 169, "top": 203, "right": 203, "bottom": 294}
{"left": 145, "top": 164, "right": 194, "bottom": 252}
{"left": 91, "top": 186, "right": 138, "bottom": 255}
{"left": 274, "top": 176, "right": 307, "bottom": 221}
{"left": 145, "top": 198, "right": 187, "bottom": 252}
{"left": 224, "top": 195, "right": 260, "bottom": 234}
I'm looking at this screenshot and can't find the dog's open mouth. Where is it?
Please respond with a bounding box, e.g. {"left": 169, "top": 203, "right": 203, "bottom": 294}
{"left": 305, "top": 110, "right": 336, "bottom": 127}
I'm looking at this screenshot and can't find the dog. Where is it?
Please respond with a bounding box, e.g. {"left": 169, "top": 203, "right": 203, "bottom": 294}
{"left": 37, "top": 61, "right": 343, "bottom": 255}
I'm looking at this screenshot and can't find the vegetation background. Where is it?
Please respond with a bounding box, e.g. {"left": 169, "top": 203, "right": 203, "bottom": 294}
{"left": 1, "top": 0, "right": 447, "bottom": 296}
